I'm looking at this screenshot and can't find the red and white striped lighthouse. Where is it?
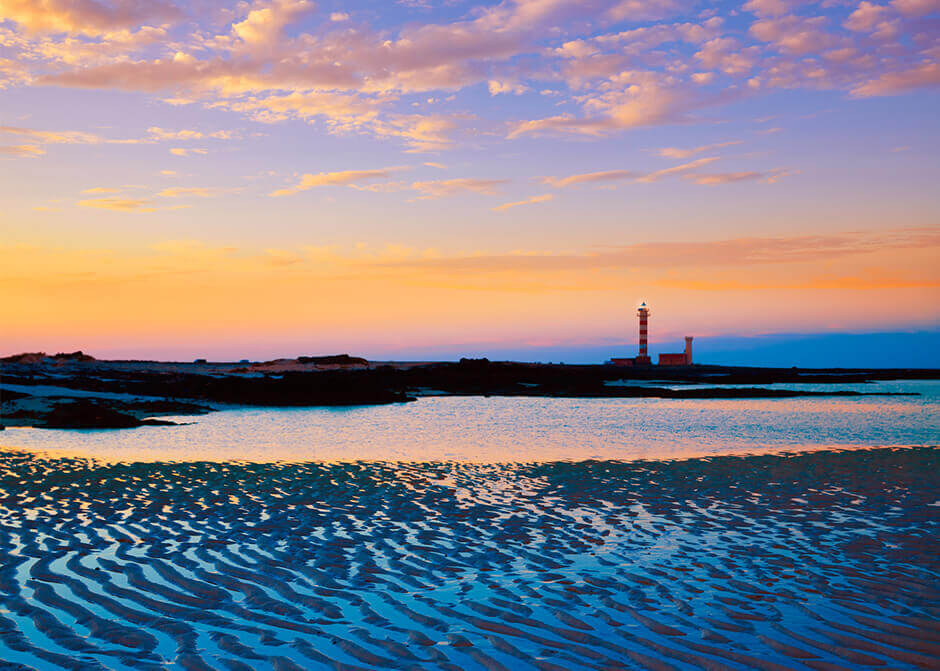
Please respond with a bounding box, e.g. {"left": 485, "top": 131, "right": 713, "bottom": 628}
{"left": 636, "top": 302, "right": 651, "bottom": 364}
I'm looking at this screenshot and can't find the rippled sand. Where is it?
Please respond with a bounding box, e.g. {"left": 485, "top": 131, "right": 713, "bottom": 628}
{"left": 0, "top": 447, "right": 937, "bottom": 670}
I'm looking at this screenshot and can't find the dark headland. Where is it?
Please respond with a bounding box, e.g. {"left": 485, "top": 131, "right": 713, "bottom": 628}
{"left": 1, "top": 351, "right": 937, "bottom": 429}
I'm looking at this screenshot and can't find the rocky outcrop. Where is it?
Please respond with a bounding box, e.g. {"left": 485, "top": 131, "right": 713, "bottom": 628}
{"left": 42, "top": 400, "right": 178, "bottom": 429}
{"left": 1, "top": 351, "right": 95, "bottom": 364}
{"left": 296, "top": 354, "right": 369, "bottom": 366}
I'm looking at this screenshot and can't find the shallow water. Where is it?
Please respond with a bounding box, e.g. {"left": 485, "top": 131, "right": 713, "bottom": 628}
{"left": 0, "top": 448, "right": 937, "bottom": 670}
{"left": 3, "top": 380, "right": 938, "bottom": 462}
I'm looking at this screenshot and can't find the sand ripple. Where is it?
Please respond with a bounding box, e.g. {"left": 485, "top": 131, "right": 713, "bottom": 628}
{"left": 0, "top": 447, "right": 937, "bottom": 670}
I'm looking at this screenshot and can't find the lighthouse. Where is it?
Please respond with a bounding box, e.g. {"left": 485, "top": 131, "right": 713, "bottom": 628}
{"left": 635, "top": 302, "right": 651, "bottom": 365}
{"left": 608, "top": 301, "right": 695, "bottom": 367}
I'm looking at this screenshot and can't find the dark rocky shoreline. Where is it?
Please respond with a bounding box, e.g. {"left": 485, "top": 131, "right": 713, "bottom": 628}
{"left": 1, "top": 353, "right": 936, "bottom": 429}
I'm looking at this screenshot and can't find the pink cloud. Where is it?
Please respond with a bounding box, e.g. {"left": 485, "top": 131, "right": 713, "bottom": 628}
{"left": 658, "top": 140, "right": 742, "bottom": 159}
{"left": 891, "top": 0, "right": 940, "bottom": 16}
{"left": 410, "top": 178, "right": 508, "bottom": 199}
{"left": 851, "top": 62, "right": 940, "bottom": 96}
{"left": 750, "top": 15, "right": 836, "bottom": 55}
{"left": 844, "top": 2, "right": 892, "bottom": 31}
{"left": 492, "top": 193, "right": 554, "bottom": 211}
{"left": 0, "top": 144, "right": 45, "bottom": 157}
{"left": 270, "top": 168, "right": 404, "bottom": 196}
{"left": 542, "top": 169, "right": 637, "bottom": 188}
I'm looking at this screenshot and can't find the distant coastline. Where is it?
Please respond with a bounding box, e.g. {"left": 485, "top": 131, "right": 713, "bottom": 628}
{"left": 1, "top": 351, "right": 936, "bottom": 430}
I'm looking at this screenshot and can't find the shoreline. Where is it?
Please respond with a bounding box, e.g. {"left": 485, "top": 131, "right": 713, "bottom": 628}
{"left": 3, "top": 354, "right": 937, "bottom": 430}
{"left": 1, "top": 441, "right": 935, "bottom": 466}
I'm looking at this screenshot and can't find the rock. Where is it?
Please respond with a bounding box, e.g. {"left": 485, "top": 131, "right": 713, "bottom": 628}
{"left": 42, "top": 400, "right": 178, "bottom": 429}
{"left": 51, "top": 351, "right": 95, "bottom": 362}
{"left": 296, "top": 354, "right": 369, "bottom": 366}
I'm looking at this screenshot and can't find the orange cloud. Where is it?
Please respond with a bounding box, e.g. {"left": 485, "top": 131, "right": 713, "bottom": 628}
{"left": 658, "top": 140, "right": 742, "bottom": 159}
{"left": 0, "top": 0, "right": 180, "bottom": 36}
{"left": 81, "top": 187, "right": 120, "bottom": 194}
{"left": 492, "top": 193, "right": 553, "bottom": 212}
{"left": 231, "top": 0, "right": 314, "bottom": 49}
{"left": 410, "top": 178, "right": 508, "bottom": 199}
{"left": 851, "top": 63, "right": 940, "bottom": 97}
{"left": 77, "top": 197, "right": 154, "bottom": 212}
{"left": 542, "top": 169, "right": 636, "bottom": 188}
{"left": 155, "top": 187, "right": 216, "bottom": 198}
{"left": 636, "top": 157, "right": 720, "bottom": 183}
{"left": 0, "top": 144, "right": 45, "bottom": 157}
{"left": 270, "top": 168, "right": 404, "bottom": 196}
{"left": 0, "top": 125, "right": 102, "bottom": 144}
{"left": 169, "top": 147, "right": 208, "bottom": 156}
{"left": 681, "top": 168, "right": 797, "bottom": 185}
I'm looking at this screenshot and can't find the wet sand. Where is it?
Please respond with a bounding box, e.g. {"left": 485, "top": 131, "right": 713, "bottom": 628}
{"left": 0, "top": 446, "right": 937, "bottom": 670}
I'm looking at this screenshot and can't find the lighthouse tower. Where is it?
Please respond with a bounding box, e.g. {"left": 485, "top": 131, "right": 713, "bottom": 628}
{"left": 636, "top": 302, "right": 651, "bottom": 365}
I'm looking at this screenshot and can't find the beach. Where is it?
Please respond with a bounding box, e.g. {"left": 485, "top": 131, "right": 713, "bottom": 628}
{"left": 0, "top": 446, "right": 937, "bottom": 670}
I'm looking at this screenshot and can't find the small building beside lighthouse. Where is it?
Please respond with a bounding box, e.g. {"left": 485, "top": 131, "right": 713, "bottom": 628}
{"left": 659, "top": 337, "right": 693, "bottom": 366}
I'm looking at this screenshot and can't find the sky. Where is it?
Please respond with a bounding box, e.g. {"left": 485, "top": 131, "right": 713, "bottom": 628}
{"left": 1, "top": 0, "right": 939, "bottom": 364}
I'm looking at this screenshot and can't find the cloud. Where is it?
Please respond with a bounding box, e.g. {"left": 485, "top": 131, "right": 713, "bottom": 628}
{"left": 695, "top": 38, "right": 761, "bottom": 75}
{"left": 0, "top": 0, "right": 181, "bottom": 36}
{"left": 169, "top": 147, "right": 208, "bottom": 156}
{"left": 750, "top": 15, "right": 835, "bottom": 55}
{"left": 636, "top": 157, "right": 720, "bottom": 183}
{"left": 890, "top": 0, "right": 940, "bottom": 16}
{"left": 77, "top": 197, "right": 154, "bottom": 212}
{"left": 850, "top": 63, "right": 940, "bottom": 97}
{"left": 156, "top": 187, "right": 215, "bottom": 198}
{"left": 231, "top": 0, "right": 315, "bottom": 49}
{"left": 379, "top": 227, "right": 940, "bottom": 273}
{"left": 492, "top": 193, "right": 554, "bottom": 211}
{"left": 743, "top": 0, "right": 808, "bottom": 17}
{"left": 81, "top": 187, "right": 120, "bottom": 194}
{"left": 0, "top": 125, "right": 102, "bottom": 144}
{"left": 488, "top": 80, "right": 527, "bottom": 95}
{"left": 0, "top": 144, "right": 45, "bottom": 157}
{"left": 542, "top": 169, "right": 636, "bottom": 188}
{"left": 269, "top": 168, "right": 403, "bottom": 196}
{"left": 507, "top": 113, "right": 609, "bottom": 139}
{"left": 0, "top": 125, "right": 218, "bottom": 153}
{"left": 844, "top": 2, "right": 892, "bottom": 32}
{"left": 682, "top": 171, "right": 768, "bottom": 185}
{"left": 657, "top": 273, "right": 940, "bottom": 291}
{"left": 5, "top": 0, "right": 938, "bottom": 163}
{"left": 148, "top": 127, "right": 204, "bottom": 141}
{"left": 606, "top": 0, "right": 684, "bottom": 22}
{"left": 542, "top": 158, "right": 786, "bottom": 188}
{"left": 410, "top": 178, "right": 508, "bottom": 199}
{"left": 368, "top": 114, "right": 460, "bottom": 153}
{"left": 658, "top": 140, "right": 742, "bottom": 159}
{"left": 509, "top": 72, "right": 715, "bottom": 138}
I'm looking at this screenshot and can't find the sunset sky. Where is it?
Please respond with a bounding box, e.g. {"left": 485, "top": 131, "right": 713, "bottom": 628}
{"left": 1, "top": 0, "right": 938, "bottom": 362}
